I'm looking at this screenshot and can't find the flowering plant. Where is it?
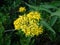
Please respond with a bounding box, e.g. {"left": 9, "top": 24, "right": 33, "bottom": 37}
{"left": 14, "top": 11, "right": 43, "bottom": 37}
{"left": 13, "top": 7, "right": 44, "bottom": 44}
{"left": 0, "top": 0, "right": 60, "bottom": 45}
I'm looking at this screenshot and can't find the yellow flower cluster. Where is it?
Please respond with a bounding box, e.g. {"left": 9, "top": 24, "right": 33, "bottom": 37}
{"left": 19, "top": 7, "right": 26, "bottom": 12}
{"left": 13, "top": 11, "right": 43, "bottom": 37}
{"left": 27, "top": 11, "right": 41, "bottom": 20}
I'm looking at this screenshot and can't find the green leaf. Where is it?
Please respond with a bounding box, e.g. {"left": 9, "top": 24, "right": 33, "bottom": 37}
{"left": 40, "top": 20, "right": 56, "bottom": 41}
{"left": 25, "top": 2, "right": 38, "bottom": 10}
{"left": 51, "top": 9, "right": 60, "bottom": 17}
{"left": 38, "top": 7, "right": 52, "bottom": 13}
{"left": 40, "top": 4, "right": 57, "bottom": 9}
{"left": 49, "top": 16, "right": 58, "bottom": 27}
{"left": 25, "top": 2, "right": 52, "bottom": 13}
{"left": 50, "top": 1, "right": 60, "bottom": 7}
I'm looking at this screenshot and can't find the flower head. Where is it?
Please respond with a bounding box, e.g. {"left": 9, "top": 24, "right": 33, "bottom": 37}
{"left": 13, "top": 11, "right": 43, "bottom": 37}
{"left": 19, "top": 7, "right": 26, "bottom": 12}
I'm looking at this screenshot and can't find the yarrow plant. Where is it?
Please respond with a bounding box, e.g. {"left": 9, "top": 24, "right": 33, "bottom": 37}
{"left": 13, "top": 9, "right": 43, "bottom": 37}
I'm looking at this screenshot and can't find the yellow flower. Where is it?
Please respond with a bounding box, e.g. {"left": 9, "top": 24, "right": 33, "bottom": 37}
{"left": 27, "top": 11, "right": 41, "bottom": 20}
{"left": 19, "top": 7, "right": 26, "bottom": 12}
{"left": 13, "top": 11, "right": 43, "bottom": 37}
{"left": 25, "top": 30, "right": 31, "bottom": 36}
